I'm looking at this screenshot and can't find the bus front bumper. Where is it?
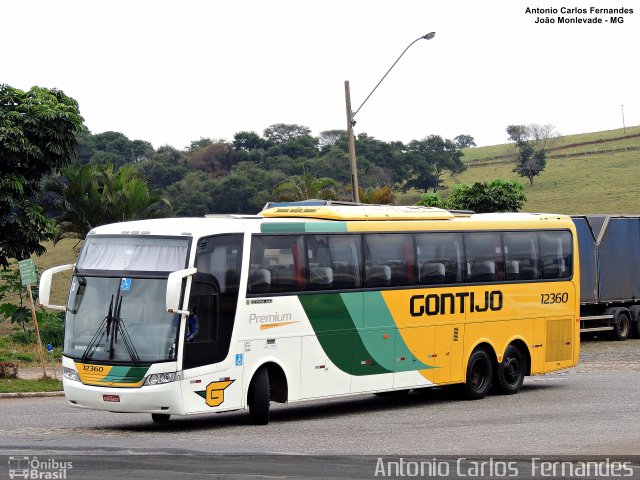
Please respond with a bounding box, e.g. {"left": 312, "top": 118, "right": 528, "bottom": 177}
{"left": 63, "top": 378, "right": 185, "bottom": 415}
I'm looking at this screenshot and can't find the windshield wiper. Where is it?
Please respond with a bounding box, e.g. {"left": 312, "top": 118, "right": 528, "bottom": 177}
{"left": 81, "top": 295, "right": 114, "bottom": 363}
{"left": 110, "top": 296, "right": 141, "bottom": 366}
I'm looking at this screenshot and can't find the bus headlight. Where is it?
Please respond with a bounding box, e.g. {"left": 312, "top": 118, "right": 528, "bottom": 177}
{"left": 144, "top": 372, "right": 182, "bottom": 386}
{"left": 63, "top": 367, "right": 80, "bottom": 382}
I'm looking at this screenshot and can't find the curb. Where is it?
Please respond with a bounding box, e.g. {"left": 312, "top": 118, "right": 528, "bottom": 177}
{"left": 0, "top": 391, "right": 65, "bottom": 399}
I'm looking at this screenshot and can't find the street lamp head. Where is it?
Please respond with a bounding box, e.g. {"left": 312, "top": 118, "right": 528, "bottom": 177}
{"left": 423, "top": 32, "right": 436, "bottom": 40}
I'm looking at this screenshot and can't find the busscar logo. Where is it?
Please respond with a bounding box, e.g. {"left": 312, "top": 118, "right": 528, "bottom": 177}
{"left": 410, "top": 290, "right": 503, "bottom": 317}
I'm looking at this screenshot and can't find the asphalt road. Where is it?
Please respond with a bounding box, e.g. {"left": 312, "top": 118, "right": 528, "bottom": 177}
{"left": 1, "top": 339, "right": 639, "bottom": 478}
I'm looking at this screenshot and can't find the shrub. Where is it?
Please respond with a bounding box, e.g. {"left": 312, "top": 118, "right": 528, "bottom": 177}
{"left": 0, "top": 361, "right": 18, "bottom": 379}
{"left": 39, "top": 312, "right": 64, "bottom": 347}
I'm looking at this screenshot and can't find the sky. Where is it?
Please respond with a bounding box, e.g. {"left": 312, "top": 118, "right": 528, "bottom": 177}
{"left": 3, "top": 0, "right": 638, "bottom": 149}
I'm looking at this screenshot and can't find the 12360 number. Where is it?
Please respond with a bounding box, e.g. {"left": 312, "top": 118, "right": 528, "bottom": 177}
{"left": 541, "top": 293, "right": 569, "bottom": 304}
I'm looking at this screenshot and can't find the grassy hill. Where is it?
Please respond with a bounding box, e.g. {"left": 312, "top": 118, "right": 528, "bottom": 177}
{"left": 404, "top": 125, "right": 640, "bottom": 214}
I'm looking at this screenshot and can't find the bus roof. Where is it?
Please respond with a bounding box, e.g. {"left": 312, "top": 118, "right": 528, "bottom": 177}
{"left": 85, "top": 208, "right": 573, "bottom": 239}
{"left": 260, "top": 205, "right": 458, "bottom": 221}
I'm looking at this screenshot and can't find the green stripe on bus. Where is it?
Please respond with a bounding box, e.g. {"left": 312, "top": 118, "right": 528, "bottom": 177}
{"left": 298, "top": 293, "right": 391, "bottom": 375}
{"left": 103, "top": 366, "right": 148, "bottom": 383}
{"left": 260, "top": 222, "right": 348, "bottom": 233}
{"left": 361, "top": 292, "right": 431, "bottom": 372}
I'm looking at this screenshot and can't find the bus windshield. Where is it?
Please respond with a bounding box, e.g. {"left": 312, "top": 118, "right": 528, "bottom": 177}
{"left": 64, "top": 276, "right": 178, "bottom": 363}
{"left": 63, "top": 235, "right": 190, "bottom": 364}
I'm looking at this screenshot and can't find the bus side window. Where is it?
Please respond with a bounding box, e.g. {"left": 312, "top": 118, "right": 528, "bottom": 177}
{"left": 503, "top": 232, "right": 538, "bottom": 281}
{"left": 364, "top": 234, "right": 413, "bottom": 287}
{"left": 465, "top": 232, "right": 503, "bottom": 283}
{"left": 307, "top": 235, "right": 362, "bottom": 290}
{"left": 248, "top": 235, "right": 306, "bottom": 294}
{"left": 539, "top": 231, "right": 572, "bottom": 279}
{"left": 415, "top": 232, "right": 463, "bottom": 285}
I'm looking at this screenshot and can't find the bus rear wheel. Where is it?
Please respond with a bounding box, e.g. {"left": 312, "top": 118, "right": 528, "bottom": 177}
{"left": 151, "top": 413, "right": 171, "bottom": 423}
{"left": 494, "top": 345, "right": 525, "bottom": 395}
{"left": 248, "top": 367, "right": 270, "bottom": 425}
{"left": 463, "top": 349, "right": 493, "bottom": 400}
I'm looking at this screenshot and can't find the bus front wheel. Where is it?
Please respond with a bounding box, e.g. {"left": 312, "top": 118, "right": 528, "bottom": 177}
{"left": 248, "top": 367, "right": 270, "bottom": 425}
{"left": 463, "top": 349, "right": 493, "bottom": 400}
{"left": 494, "top": 345, "right": 525, "bottom": 395}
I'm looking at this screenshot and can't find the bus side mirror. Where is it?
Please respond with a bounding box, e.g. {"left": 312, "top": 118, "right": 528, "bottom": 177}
{"left": 166, "top": 267, "right": 197, "bottom": 315}
{"left": 39, "top": 264, "right": 75, "bottom": 311}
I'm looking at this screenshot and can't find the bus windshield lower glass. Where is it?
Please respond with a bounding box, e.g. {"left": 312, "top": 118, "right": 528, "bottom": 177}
{"left": 64, "top": 276, "right": 178, "bottom": 364}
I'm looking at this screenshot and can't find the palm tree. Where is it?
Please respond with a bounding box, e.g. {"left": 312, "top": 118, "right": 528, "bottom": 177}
{"left": 102, "top": 164, "right": 172, "bottom": 222}
{"left": 43, "top": 163, "right": 172, "bottom": 244}
{"left": 358, "top": 186, "right": 396, "bottom": 205}
{"left": 272, "top": 175, "right": 339, "bottom": 202}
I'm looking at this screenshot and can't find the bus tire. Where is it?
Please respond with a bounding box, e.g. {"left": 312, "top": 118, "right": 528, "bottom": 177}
{"left": 248, "top": 367, "right": 270, "bottom": 425}
{"left": 463, "top": 349, "right": 493, "bottom": 400}
{"left": 613, "top": 312, "right": 631, "bottom": 341}
{"left": 494, "top": 345, "right": 525, "bottom": 395}
{"left": 151, "top": 413, "right": 171, "bottom": 423}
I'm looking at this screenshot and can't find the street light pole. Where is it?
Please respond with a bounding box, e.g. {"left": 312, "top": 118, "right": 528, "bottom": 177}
{"left": 345, "top": 32, "right": 436, "bottom": 203}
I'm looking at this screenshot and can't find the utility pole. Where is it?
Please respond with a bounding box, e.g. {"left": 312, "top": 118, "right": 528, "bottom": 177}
{"left": 345, "top": 81, "right": 359, "bottom": 203}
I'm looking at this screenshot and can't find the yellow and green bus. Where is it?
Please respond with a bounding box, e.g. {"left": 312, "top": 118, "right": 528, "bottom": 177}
{"left": 40, "top": 205, "right": 579, "bottom": 424}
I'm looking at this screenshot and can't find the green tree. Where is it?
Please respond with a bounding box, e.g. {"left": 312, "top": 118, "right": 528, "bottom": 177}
{"left": 232, "top": 131, "right": 266, "bottom": 152}
{"left": 273, "top": 175, "right": 339, "bottom": 202}
{"left": 415, "top": 192, "right": 447, "bottom": 209}
{"left": 454, "top": 134, "right": 476, "bottom": 149}
{"left": 166, "top": 171, "right": 217, "bottom": 217}
{"left": 405, "top": 136, "right": 466, "bottom": 193}
{"left": 446, "top": 179, "right": 526, "bottom": 213}
{"left": 44, "top": 163, "right": 172, "bottom": 241}
{"left": 139, "top": 145, "right": 188, "bottom": 190}
{"left": 513, "top": 142, "right": 547, "bottom": 187}
{"left": 104, "top": 163, "right": 172, "bottom": 222}
{"left": 210, "top": 163, "right": 285, "bottom": 213}
{"left": 263, "top": 123, "right": 311, "bottom": 144}
{"left": 507, "top": 124, "right": 555, "bottom": 186}
{"left": 0, "top": 84, "right": 84, "bottom": 267}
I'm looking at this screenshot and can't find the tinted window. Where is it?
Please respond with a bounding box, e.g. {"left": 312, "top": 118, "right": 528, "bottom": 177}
{"left": 465, "top": 232, "right": 503, "bottom": 283}
{"left": 415, "top": 233, "right": 464, "bottom": 284}
{"left": 539, "top": 231, "right": 572, "bottom": 279}
{"left": 248, "top": 235, "right": 306, "bottom": 294}
{"left": 364, "top": 234, "right": 414, "bottom": 287}
{"left": 307, "top": 235, "right": 362, "bottom": 290}
{"left": 503, "top": 232, "right": 538, "bottom": 280}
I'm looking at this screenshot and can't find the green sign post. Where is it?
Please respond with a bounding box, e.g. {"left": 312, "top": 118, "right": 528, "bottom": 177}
{"left": 18, "top": 259, "right": 37, "bottom": 285}
{"left": 17, "top": 258, "right": 47, "bottom": 378}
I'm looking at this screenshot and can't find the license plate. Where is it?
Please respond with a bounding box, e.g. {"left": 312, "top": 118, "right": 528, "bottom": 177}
{"left": 103, "top": 394, "right": 120, "bottom": 403}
